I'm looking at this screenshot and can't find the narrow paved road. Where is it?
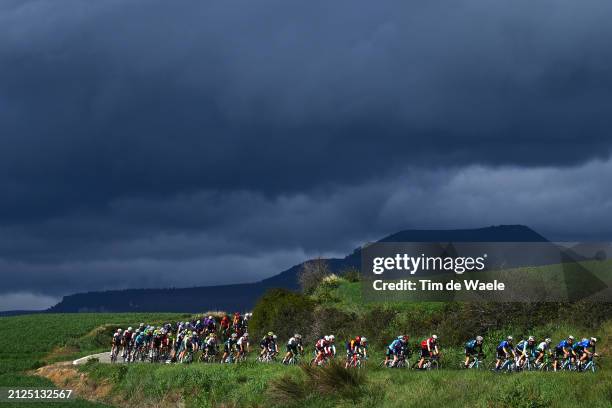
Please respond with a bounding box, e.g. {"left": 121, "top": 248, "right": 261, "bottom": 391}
{"left": 72, "top": 352, "right": 120, "bottom": 365}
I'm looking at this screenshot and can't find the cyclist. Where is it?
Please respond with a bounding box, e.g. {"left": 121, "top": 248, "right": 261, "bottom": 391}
{"left": 345, "top": 336, "right": 367, "bottom": 367}
{"left": 259, "top": 332, "right": 274, "bottom": 359}
{"left": 133, "top": 330, "right": 146, "bottom": 360}
{"left": 534, "top": 338, "right": 552, "bottom": 366}
{"left": 205, "top": 315, "right": 216, "bottom": 334}
{"left": 233, "top": 312, "right": 243, "bottom": 334}
{"left": 553, "top": 335, "right": 575, "bottom": 371}
{"left": 268, "top": 334, "right": 279, "bottom": 358}
{"left": 574, "top": 337, "right": 598, "bottom": 369}
{"left": 111, "top": 329, "right": 123, "bottom": 357}
{"left": 220, "top": 315, "right": 230, "bottom": 337}
{"left": 464, "top": 335, "right": 484, "bottom": 368}
{"left": 417, "top": 335, "right": 439, "bottom": 369}
{"left": 179, "top": 331, "right": 198, "bottom": 362}
{"left": 204, "top": 332, "right": 218, "bottom": 359}
{"left": 495, "top": 336, "right": 515, "bottom": 370}
{"left": 222, "top": 333, "right": 238, "bottom": 363}
{"left": 314, "top": 336, "right": 330, "bottom": 365}
{"left": 237, "top": 332, "right": 249, "bottom": 359}
{"left": 121, "top": 327, "right": 133, "bottom": 359}
{"left": 283, "top": 334, "right": 303, "bottom": 364}
{"left": 515, "top": 336, "right": 536, "bottom": 368}
{"left": 384, "top": 335, "right": 408, "bottom": 367}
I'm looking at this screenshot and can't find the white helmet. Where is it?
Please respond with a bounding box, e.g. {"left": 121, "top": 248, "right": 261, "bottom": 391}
{"left": 117, "top": 328, "right": 122, "bottom": 333}
{"left": 294, "top": 334, "right": 301, "bottom": 339}
{"left": 507, "top": 336, "right": 513, "bottom": 341}
{"left": 432, "top": 334, "right": 438, "bottom": 340}
{"left": 273, "top": 335, "right": 277, "bottom": 339}
{"left": 244, "top": 333, "right": 249, "bottom": 337}
{"left": 324, "top": 336, "right": 330, "bottom": 341}
{"left": 476, "top": 336, "right": 483, "bottom": 342}
{"left": 231, "top": 333, "right": 238, "bottom": 338}
{"left": 329, "top": 335, "right": 335, "bottom": 341}
{"left": 127, "top": 327, "right": 133, "bottom": 332}
{"left": 590, "top": 337, "right": 597, "bottom": 343}
{"left": 528, "top": 336, "right": 535, "bottom": 342}
{"left": 208, "top": 316, "right": 213, "bottom": 320}
{"left": 568, "top": 335, "right": 575, "bottom": 340}
{"left": 545, "top": 338, "right": 552, "bottom": 343}
{"left": 361, "top": 337, "right": 367, "bottom": 343}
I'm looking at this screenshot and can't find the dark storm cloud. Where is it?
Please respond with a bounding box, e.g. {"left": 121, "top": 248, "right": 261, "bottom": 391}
{"left": 1, "top": 0, "right": 612, "bottom": 309}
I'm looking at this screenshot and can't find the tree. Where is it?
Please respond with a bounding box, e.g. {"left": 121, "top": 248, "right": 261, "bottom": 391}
{"left": 298, "top": 258, "right": 331, "bottom": 295}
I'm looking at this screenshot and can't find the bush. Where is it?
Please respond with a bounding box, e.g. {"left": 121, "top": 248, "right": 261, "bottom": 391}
{"left": 342, "top": 268, "right": 361, "bottom": 283}
{"left": 249, "top": 289, "right": 315, "bottom": 341}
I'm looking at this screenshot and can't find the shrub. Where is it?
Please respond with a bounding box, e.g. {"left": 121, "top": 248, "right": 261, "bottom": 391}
{"left": 249, "top": 289, "right": 315, "bottom": 341}
{"left": 342, "top": 268, "right": 361, "bottom": 282}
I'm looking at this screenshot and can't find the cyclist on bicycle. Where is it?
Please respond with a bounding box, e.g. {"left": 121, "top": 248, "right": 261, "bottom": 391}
{"left": 345, "top": 336, "right": 367, "bottom": 367}
{"left": 282, "top": 334, "right": 303, "bottom": 364}
{"left": 121, "top": 327, "right": 133, "bottom": 359}
{"left": 205, "top": 315, "right": 216, "bottom": 334}
{"left": 204, "top": 332, "right": 218, "bottom": 359}
{"left": 111, "top": 329, "right": 123, "bottom": 357}
{"left": 417, "top": 335, "right": 439, "bottom": 369}
{"left": 384, "top": 335, "right": 408, "bottom": 367}
{"left": 237, "top": 332, "right": 249, "bottom": 359}
{"left": 259, "top": 332, "right": 274, "bottom": 359}
{"left": 534, "top": 338, "right": 552, "bottom": 366}
{"left": 553, "top": 335, "right": 575, "bottom": 371}
{"left": 495, "top": 336, "right": 516, "bottom": 370}
{"left": 464, "top": 335, "right": 484, "bottom": 368}
{"left": 222, "top": 333, "right": 238, "bottom": 362}
{"left": 574, "top": 337, "right": 598, "bottom": 368}
{"left": 220, "top": 315, "right": 230, "bottom": 337}
{"left": 515, "top": 336, "right": 536, "bottom": 368}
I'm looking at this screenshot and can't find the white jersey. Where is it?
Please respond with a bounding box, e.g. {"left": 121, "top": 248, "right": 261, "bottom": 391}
{"left": 537, "top": 341, "right": 549, "bottom": 351}
{"left": 237, "top": 336, "right": 248, "bottom": 346}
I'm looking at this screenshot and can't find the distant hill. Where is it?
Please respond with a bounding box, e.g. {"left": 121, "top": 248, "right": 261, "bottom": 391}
{"left": 47, "top": 225, "right": 548, "bottom": 313}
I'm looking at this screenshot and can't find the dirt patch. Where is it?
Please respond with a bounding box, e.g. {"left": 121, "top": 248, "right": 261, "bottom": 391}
{"left": 33, "top": 362, "right": 115, "bottom": 405}
{"left": 33, "top": 362, "right": 186, "bottom": 408}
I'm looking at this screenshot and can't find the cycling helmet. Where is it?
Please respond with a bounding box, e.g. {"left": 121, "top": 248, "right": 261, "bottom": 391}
{"left": 476, "top": 336, "right": 483, "bottom": 342}
{"left": 192, "top": 331, "right": 197, "bottom": 335}
{"left": 324, "top": 336, "right": 330, "bottom": 341}
{"left": 139, "top": 323, "right": 144, "bottom": 327}
{"left": 329, "top": 335, "right": 335, "bottom": 341}
{"left": 267, "top": 331, "right": 274, "bottom": 336}
{"left": 361, "top": 337, "right": 367, "bottom": 343}
{"left": 528, "top": 336, "right": 535, "bottom": 342}
{"left": 545, "top": 338, "right": 552, "bottom": 343}
{"left": 231, "top": 333, "right": 238, "bottom": 339}
{"left": 208, "top": 316, "right": 213, "bottom": 319}
{"left": 117, "top": 328, "right": 122, "bottom": 333}
{"left": 127, "top": 327, "right": 133, "bottom": 332}
{"left": 591, "top": 337, "right": 597, "bottom": 343}
{"left": 397, "top": 335, "right": 404, "bottom": 340}
{"left": 294, "top": 334, "right": 301, "bottom": 339}
{"left": 568, "top": 335, "right": 575, "bottom": 340}
{"left": 432, "top": 334, "right": 438, "bottom": 340}
{"left": 273, "top": 335, "right": 277, "bottom": 340}
{"left": 507, "top": 336, "right": 513, "bottom": 341}
{"left": 355, "top": 336, "right": 361, "bottom": 342}
{"left": 244, "top": 333, "right": 249, "bottom": 337}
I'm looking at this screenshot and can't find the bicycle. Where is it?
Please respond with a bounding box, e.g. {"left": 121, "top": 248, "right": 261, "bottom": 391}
{"left": 535, "top": 354, "right": 553, "bottom": 372}
{"left": 491, "top": 356, "right": 516, "bottom": 372}
{"left": 110, "top": 347, "right": 118, "bottom": 363}
{"left": 466, "top": 353, "right": 485, "bottom": 369}
{"left": 577, "top": 355, "right": 598, "bottom": 373}
{"left": 420, "top": 355, "right": 440, "bottom": 370}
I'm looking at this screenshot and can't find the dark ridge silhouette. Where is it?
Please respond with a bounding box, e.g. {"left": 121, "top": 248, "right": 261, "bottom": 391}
{"left": 47, "top": 225, "right": 548, "bottom": 313}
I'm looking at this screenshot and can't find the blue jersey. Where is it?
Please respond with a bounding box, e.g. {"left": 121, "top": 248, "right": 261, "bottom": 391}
{"left": 573, "top": 340, "right": 590, "bottom": 352}
{"left": 465, "top": 339, "right": 482, "bottom": 351}
{"left": 388, "top": 339, "right": 403, "bottom": 352}
{"left": 556, "top": 340, "right": 571, "bottom": 351}
{"left": 497, "top": 340, "right": 512, "bottom": 351}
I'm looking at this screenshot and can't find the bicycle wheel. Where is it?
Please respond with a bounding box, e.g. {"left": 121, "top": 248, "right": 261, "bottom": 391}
{"left": 428, "top": 360, "right": 439, "bottom": 370}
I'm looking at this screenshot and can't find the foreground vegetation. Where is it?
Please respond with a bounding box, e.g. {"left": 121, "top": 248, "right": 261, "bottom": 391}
{"left": 0, "top": 275, "right": 610, "bottom": 407}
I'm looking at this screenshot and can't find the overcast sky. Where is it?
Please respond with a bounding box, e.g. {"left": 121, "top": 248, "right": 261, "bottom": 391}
{"left": 1, "top": 0, "right": 612, "bottom": 310}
